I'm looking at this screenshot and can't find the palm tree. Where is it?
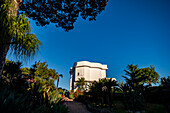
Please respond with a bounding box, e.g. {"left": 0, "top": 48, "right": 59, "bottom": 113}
{"left": 56, "top": 73, "right": 63, "bottom": 89}
{"left": 76, "top": 77, "right": 85, "bottom": 91}
{"left": 0, "top": 1, "right": 42, "bottom": 76}
{"left": 89, "top": 80, "right": 104, "bottom": 101}
{"left": 104, "top": 78, "right": 117, "bottom": 106}
{"left": 96, "top": 78, "right": 118, "bottom": 106}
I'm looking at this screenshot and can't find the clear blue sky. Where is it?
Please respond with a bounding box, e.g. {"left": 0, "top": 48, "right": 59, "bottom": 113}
{"left": 8, "top": 0, "right": 170, "bottom": 89}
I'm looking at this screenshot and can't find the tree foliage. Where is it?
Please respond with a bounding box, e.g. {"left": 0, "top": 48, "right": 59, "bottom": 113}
{"left": 19, "top": 0, "right": 109, "bottom": 31}
{"left": 34, "top": 61, "right": 50, "bottom": 79}
{"left": 123, "top": 64, "right": 149, "bottom": 90}
{"left": 122, "top": 64, "right": 150, "bottom": 111}
{"left": 88, "top": 78, "right": 117, "bottom": 106}
{"left": 140, "top": 65, "right": 160, "bottom": 86}
{"left": 21, "top": 67, "right": 30, "bottom": 75}
{"left": 161, "top": 76, "right": 170, "bottom": 87}
{"left": 76, "top": 77, "right": 85, "bottom": 90}
{"left": 0, "top": 1, "right": 42, "bottom": 58}
{"left": 3, "top": 59, "right": 22, "bottom": 78}
{"left": 0, "top": 59, "right": 67, "bottom": 113}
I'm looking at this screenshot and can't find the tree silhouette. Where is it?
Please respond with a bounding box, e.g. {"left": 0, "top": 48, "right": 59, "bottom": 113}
{"left": 19, "top": 0, "right": 109, "bottom": 31}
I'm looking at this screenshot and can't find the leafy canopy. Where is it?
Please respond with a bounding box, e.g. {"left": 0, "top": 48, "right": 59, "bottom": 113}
{"left": 123, "top": 64, "right": 160, "bottom": 87}
{"left": 19, "top": 0, "right": 109, "bottom": 31}
{"left": 140, "top": 65, "right": 160, "bottom": 85}
{"left": 3, "top": 59, "right": 22, "bottom": 78}
{"left": 76, "top": 77, "right": 85, "bottom": 87}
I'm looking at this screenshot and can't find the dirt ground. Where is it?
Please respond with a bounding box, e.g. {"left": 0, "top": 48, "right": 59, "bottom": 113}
{"left": 62, "top": 97, "right": 91, "bottom": 113}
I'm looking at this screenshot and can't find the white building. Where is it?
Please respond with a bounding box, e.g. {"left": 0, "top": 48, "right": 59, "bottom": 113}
{"left": 69, "top": 61, "right": 108, "bottom": 91}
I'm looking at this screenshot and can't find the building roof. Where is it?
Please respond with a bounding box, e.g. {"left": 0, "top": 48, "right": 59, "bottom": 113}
{"left": 71, "top": 61, "right": 108, "bottom": 70}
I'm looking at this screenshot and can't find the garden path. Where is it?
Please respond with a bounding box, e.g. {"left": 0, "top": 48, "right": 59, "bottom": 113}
{"left": 62, "top": 97, "right": 91, "bottom": 113}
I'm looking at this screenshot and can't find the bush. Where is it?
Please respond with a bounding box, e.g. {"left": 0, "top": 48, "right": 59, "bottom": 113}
{"left": 74, "top": 89, "right": 84, "bottom": 98}
{"left": 69, "top": 92, "right": 74, "bottom": 99}
{"left": 33, "top": 104, "right": 69, "bottom": 113}
{"left": 53, "top": 104, "right": 69, "bottom": 113}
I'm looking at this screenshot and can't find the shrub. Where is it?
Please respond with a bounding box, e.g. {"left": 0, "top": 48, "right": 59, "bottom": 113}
{"left": 0, "top": 86, "right": 31, "bottom": 113}
{"left": 33, "top": 104, "right": 69, "bottom": 113}
{"left": 69, "top": 92, "right": 74, "bottom": 99}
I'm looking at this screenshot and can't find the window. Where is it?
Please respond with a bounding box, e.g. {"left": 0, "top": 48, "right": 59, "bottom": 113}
{"left": 77, "top": 72, "right": 79, "bottom": 76}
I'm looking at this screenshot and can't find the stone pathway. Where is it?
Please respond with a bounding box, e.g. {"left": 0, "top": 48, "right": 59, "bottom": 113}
{"left": 62, "top": 97, "right": 91, "bottom": 113}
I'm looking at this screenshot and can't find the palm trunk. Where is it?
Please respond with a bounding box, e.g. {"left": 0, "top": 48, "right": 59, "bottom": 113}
{"left": 57, "top": 77, "right": 59, "bottom": 88}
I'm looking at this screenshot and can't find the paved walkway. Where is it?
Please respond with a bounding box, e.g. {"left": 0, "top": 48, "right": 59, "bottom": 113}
{"left": 62, "top": 97, "right": 91, "bottom": 113}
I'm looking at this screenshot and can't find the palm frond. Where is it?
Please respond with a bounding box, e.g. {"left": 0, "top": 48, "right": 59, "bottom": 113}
{"left": 0, "top": 2, "right": 42, "bottom": 60}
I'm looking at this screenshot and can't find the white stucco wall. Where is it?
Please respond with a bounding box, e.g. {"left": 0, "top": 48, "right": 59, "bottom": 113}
{"left": 90, "top": 68, "right": 102, "bottom": 81}
{"left": 69, "top": 61, "right": 109, "bottom": 91}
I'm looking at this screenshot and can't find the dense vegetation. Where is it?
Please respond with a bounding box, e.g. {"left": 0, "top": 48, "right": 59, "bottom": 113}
{"left": 0, "top": 0, "right": 169, "bottom": 113}
{"left": 73, "top": 64, "right": 170, "bottom": 113}
{"left": 1, "top": 60, "right": 169, "bottom": 113}
{"left": 0, "top": 0, "right": 109, "bottom": 113}
{"left": 0, "top": 59, "right": 68, "bottom": 113}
